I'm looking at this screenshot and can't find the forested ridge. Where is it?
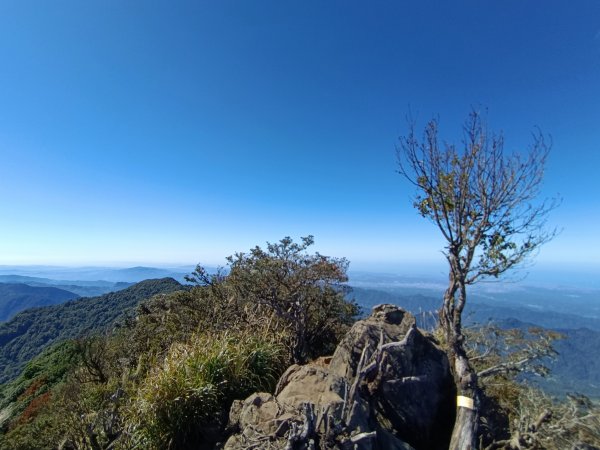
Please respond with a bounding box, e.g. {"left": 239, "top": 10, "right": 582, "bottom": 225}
{"left": 0, "top": 284, "right": 79, "bottom": 322}
{"left": 0, "top": 278, "right": 183, "bottom": 384}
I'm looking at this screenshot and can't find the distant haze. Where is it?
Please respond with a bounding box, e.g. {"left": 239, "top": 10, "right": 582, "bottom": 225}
{"left": 1, "top": 261, "right": 599, "bottom": 291}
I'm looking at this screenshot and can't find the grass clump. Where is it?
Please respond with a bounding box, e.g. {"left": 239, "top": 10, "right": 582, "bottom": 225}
{"left": 127, "top": 329, "right": 286, "bottom": 449}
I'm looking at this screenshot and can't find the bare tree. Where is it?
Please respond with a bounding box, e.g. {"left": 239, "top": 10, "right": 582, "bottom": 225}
{"left": 396, "top": 110, "right": 559, "bottom": 449}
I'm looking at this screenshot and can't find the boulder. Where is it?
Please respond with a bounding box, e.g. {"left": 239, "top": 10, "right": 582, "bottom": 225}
{"left": 363, "top": 326, "right": 455, "bottom": 450}
{"left": 275, "top": 364, "right": 346, "bottom": 421}
{"left": 329, "top": 304, "right": 416, "bottom": 384}
{"left": 224, "top": 393, "right": 297, "bottom": 449}
{"left": 224, "top": 304, "right": 454, "bottom": 450}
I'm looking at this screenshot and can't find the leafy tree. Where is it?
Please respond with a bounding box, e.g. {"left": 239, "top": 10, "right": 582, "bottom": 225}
{"left": 187, "top": 236, "right": 359, "bottom": 364}
{"left": 396, "top": 110, "right": 559, "bottom": 449}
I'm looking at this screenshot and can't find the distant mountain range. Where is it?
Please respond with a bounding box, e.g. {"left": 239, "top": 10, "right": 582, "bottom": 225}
{"left": 0, "top": 283, "right": 79, "bottom": 322}
{"left": 0, "top": 266, "right": 597, "bottom": 397}
{"left": 351, "top": 279, "right": 600, "bottom": 320}
{"left": 0, "top": 267, "right": 193, "bottom": 320}
{"left": 351, "top": 286, "right": 600, "bottom": 397}
{"left": 0, "top": 265, "right": 196, "bottom": 283}
{"left": 0, "top": 275, "right": 131, "bottom": 298}
{"left": 0, "top": 277, "right": 184, "bottom": 383}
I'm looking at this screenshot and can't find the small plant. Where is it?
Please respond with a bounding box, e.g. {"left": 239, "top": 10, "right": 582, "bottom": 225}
{"left": 126, "top": 329, "right": 286, "bottom": 449}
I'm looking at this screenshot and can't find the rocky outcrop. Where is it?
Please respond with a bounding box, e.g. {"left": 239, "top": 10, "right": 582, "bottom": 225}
{"left": 224, "top": 304, "right": 455, "bottom": 450}
{"left": 328, "top": 304, "right": 415, "bottom": 384}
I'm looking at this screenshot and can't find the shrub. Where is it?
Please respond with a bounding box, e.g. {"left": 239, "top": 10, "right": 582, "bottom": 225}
{"left": 126, "top": 329, "right": 286, "bottom": 449}
{"left": 187, "top": 236, "right": 360, "bottom": 364}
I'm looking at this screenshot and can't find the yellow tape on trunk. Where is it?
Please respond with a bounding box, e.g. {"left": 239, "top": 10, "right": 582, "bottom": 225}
{"left": 457, "top": 395, "right": 474, "bottom": 410}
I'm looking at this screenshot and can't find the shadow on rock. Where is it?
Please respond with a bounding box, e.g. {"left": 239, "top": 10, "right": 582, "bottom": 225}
{"left": 224, "top": 304, "right": 455, "bottom": 450}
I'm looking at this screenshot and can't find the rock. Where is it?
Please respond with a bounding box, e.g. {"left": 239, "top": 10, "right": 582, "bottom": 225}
{"left": 364, "top": 327, "right": 455, "bottom": 450}
{"left": 276, "top": 365, "right": 346, "bottom": 413}
{"left": 223, "top": 393, "right": 296, "bottom": 449}
{"left": 224, "top": 304, "right": 453, "bottom": 450}
{"left": 226, "top": 399, "right": 244, "bottom": 433}
{"left": 329, "top": 304, "right": 416, "bottom": 384}
{"left": 238, "top": 393, "right": 282, "bottom": 435}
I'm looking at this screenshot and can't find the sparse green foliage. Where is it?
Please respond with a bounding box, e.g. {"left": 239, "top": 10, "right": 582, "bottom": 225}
{"left": 397, "top": 109, "right": 559, "bottom": 448}
{"left": 464, "top": 323, "right": 600, "bottom": 449}
{"left": 397, "top": 111, "right": 558, "bottom": 336}
{"left": 466, "top": 323, "right": 562, "bottom": 380}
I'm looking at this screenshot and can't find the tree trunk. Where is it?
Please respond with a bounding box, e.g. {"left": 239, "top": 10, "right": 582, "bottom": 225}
{"left": 291, "top": 309, "right": 307, "bottom": 364}
{"left": 449, "top": 349, "right": 480, "bottom": 450}
{"left": 451, "top": 406, "right": 478, "bottom": 449}
{"left": 440, "top": 275, "right": 480, "bottom": 450}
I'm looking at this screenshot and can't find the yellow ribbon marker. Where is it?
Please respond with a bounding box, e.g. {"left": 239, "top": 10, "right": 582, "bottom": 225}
{"left": 457, "top": 395, "right": 474, "bottom": 410}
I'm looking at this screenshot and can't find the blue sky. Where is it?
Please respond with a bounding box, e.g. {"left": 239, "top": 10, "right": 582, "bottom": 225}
{"left": 0, "top": 1, "right": 599, "bottom": 271}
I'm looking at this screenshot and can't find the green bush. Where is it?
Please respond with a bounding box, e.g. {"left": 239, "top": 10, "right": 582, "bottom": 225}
{"left": 127, "top": 329, "right": 286, "bottom": 449}
{"left": 187, "top": 236, "right": 360, "bottom": 364}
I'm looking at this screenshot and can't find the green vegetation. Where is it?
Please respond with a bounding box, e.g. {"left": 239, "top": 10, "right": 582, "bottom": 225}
{"left": 0, "top": 236, "right": 596, "bottom": 449}
{"left": 204, "top": 235, "right": 358, "bottom": 363}
{"left": 0, "top": 283, "right": 79, "bottom": 322}
{"left": 0, "top": 237, "right": 359, "bottom": 449}
{"left": 397, "top": 110, "right": 559, "bottom": 448}
{"left": 0, "top": 341, "right": 80, "bottom": 421}
{"left": 0, "top": 341, "right": 82, "bottom": 449}
{"left": 127, "top": 330, "right": 286, "bottom": 449}
{"left": 0, "top": 278, "right": 183, "bottom": 383}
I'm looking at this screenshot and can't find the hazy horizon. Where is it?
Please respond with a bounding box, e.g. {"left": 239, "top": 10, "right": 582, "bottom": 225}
{"left": 1, "top": 260, "right": 599, "bottom": 290}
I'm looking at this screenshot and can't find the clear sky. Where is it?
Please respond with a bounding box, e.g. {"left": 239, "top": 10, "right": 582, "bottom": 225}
{"left": 0, "top": 1, "right": 599, "bottom": 271}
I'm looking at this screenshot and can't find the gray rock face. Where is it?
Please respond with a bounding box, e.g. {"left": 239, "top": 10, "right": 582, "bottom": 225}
{"left": 224, "top": 304, "right": 454, "bottom": 450}
{"left": 329, "top": 304, "right": 416, "bottom": 384}
{"left": 275, "top": 364, "right": 347, "bottom": 417}
{"left": 363, "top": 326, "right": 456, "bottom": 450}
